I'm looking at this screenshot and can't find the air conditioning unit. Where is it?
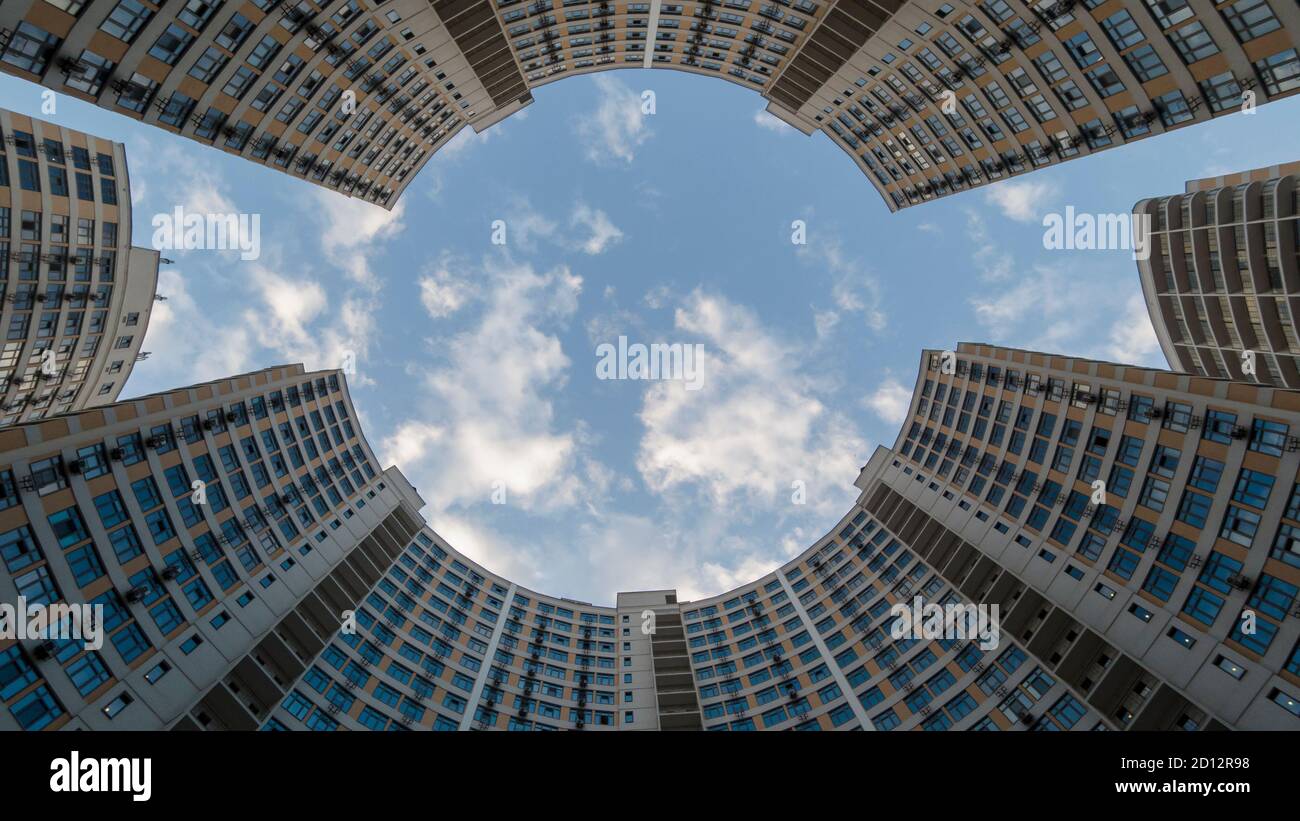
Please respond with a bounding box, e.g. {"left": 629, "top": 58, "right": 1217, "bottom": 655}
{"left": 32, "top": 640, "right": 57, "bottom": 660}
{"left": 109, "top": 448, "right": 125, "bottom": 461}
{"left": 202, "top": 419, "right": 216, "bottom": 431}
{"left": 161, "top": 565, "right": 182, "bottom": 581}
{"left": 1147, "top": 407, "right": 1164, "bottom": 419}
{"left": 66, "top": 459, "right": 84, "bottom": 474}
{"left": 124, "top": 585, "right": 149, "bottom": 603}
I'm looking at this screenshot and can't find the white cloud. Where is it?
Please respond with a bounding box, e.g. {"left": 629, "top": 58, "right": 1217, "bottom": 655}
{"left": 315, "top": 190, "right": 406, "bottom": 253}
{"left": 503, "top": 197, "right": 559, "bottom": 250}
{"left": 643, "top": 285, "right": 671, "bottom": 309}
{"left": 969, "top": 263, "right": 1075, "bottom": 342}
{"left": 969, "top": 258, "right": 1162, "bottom": 368}
{"left": 636, "top": 290, "right": 868, "bottom": 514}
{"left": 130, "top": 267, "right": 252, "bottom": 396}
{"left": 753, "top": 108, "right": 794, "bottom": 134}
{"left": 814, "top": 310, "right": 840, "bottom": 340}
{"left": 128, "top": 142, "right": 390, "bottom": 390}
{"left": 798, "top": 237, "right": 887, "bottom": 333}
{"left": 1101, "top": 292, "right": 1162, "bottom": 366}
{"left": 382, "top": 259, "right": 605, "bottom": 514}
{"left": 418, "top": 259, "right": 473, "bottom": 319}
{"left": 985, "top": 179, "right": 1055, "bottom": 223}
{"left": 238, "top": 265, "right": 368, "bottom": 376}
{"left": 576, "top": 75, "right": 652, "bottom": 164}
{"left": 570, "top": 203, "right": 624, "bottom": 254}
{"left": 965, "top": 209, "right": 1015, "bottom": 282}
{"left": 438, "top": 121, "right": 504, "bottom": 158}
{"left": 863, "top": 378, "right": 912, "bottom": 425}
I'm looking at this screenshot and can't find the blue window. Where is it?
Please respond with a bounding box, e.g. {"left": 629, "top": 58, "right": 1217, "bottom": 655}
{"left": 281, "top": 690, "right": 312, "bottom": 720}
{"left": 0, "top": 646, "right": 39, "bottom": 700}
{"left": 131, "top": 476, "right": 163, "bottom": 509}
{"left": 1188, "top": 455, "right": 1224, "bottom": 492}
{"left": 1250, "top": 419, "right": 1288, "bottom": 456}
{"left": 1142, "top": 566, "right": 1179, "bottom": 601}
{"left": 108, "top": 524, "right": 144, "bottom": 563}
{"left": 1177, "top": 490, "right": 1212, "bottom": 528}
{"left": 872, "top": 708, "right": 901, "bottom": 731}
{"left": 1220, "top": 505, "right": 1261, "bottom": 547}
{"left": 829, "top": 703, "right": 855, "bottom": 727}
{"left": 945, "top": 691, "right": 978, "bottom": 721}
{"left": 1232, "top": 468, "right": 1275, "bottom": 509}
{"left": 66, "top": 544, "right": 106, "bottom": 586}
{"left": 1048, "top": 693, "right": 1087, "bottom": 728}
{"left": 65, "top": 653, "right": 111, "bottom": 697}
{"left": 47, "top": 506, "right": 89, "bottom": 548}
{"left": 1182, "top": 586, "right": 1226, "bottom": 627}
{"left": 10, "top": 685, "right": 63, "bottom": 730}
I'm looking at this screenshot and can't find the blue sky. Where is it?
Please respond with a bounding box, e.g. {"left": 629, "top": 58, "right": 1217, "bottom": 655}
{"left": 5, "top": 70, "right": 1298, "bottom": 605}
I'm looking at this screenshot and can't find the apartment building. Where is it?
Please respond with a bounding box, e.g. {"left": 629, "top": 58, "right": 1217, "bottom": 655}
{"left": 3, "top": 0, "right": 1296, "bottom": 211}
{"left": 261, "top": 343, "right": 1300, "bottom": 732}
{"left": 1137, "top": 160, "right": 1300, "bottom": 387}
{"left": 885, "top": 342, "right": 1300, "bottom": 729}
{"left": 6, "top": 344, "right": 1300, "bottom": 731}
{"left": 0, "top": 107, "right": 158, "bottom": 425}
{"left": 0, "top": 363, "right": 408, "bottom": 729}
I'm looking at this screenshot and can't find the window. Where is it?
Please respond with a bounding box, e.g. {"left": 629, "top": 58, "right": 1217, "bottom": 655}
{"left": 1219, "top": 0, "right": 1281, "bottom": 42}
{"left": 1101, "top": 10, "right": 1146, "bottom": 50}
{"left": 1063, "top": 32, "right": 1103, "bottom": 68}
{"left": 1220, "top": 505, "right": 1261, "bottom": 547}
{"left": 215, "top": 14, "right": 256, "bottom": 52}
{"left": 1250, "top": 418, "right": 1288, "bottom": 456}
{"left": 1254, "top": 49, "right": 1300, "bottom": 96}
{"left": 1200, "top": 71, "right": 1244, "bottom": 113}
{"left": 1142, "top": 0, "right": 1194, "bottom": 29}
{"left": 2, "top": 23, "right": 61, "bottom": 75}
{"left": 1232, "top": 468, "right": 1275, "bottom": 509}
{"left": 149, "top": 24, "right": 197, "bottom": 65}
{"left": 1167, "top": 22, "right": 1220, "bottom": 64}
{"left": 1153, "top": 90, "right": 1195, "bottom": 125}
{"left": 188, "top": 47, "right": 230, "bottom": 83}
{"left": 100, "top": 0, "right": 156, "bottom": 43}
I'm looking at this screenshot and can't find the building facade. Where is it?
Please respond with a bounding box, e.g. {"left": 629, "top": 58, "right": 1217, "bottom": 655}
{"left": 1137, "top": 160, "right": 1300, "bottom": 388}
{"left": 5, "top": 346, "right": 1300, "bottom": 731}
{"left": 2, "top": 0, "right": 1297, "bottom": 212}
{"left": 256, "top": 343, "right": 1300, "bottom": 732}
{"left": 0, "top": 107, "right": 158, "bottom": 426}
{"left": 0, "top": 363, "right": 408, "bottom": 730}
